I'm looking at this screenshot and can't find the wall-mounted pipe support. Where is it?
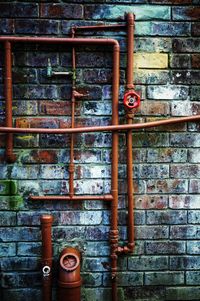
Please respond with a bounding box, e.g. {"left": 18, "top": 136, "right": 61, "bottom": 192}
{"left": 40, "top": 215, "right": 53, "bottom": 301}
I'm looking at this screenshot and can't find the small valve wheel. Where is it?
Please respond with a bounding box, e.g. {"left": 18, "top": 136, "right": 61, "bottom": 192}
{"left": 123, "top": 91, "right": 140, "bottom": 109}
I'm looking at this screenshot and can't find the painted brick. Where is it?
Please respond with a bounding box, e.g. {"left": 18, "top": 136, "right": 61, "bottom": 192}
{"left": 173, "top": 38, "right": 200, "bottom": 53}
{"left": 0, "top": 19, "right": 14, "bottom": 34}
{"left": 0, "top": 212, "right": 16, "bottom": 226}
{"left": 135, "top": 70, "right": 170, "bottom": 85}
{"left": 172, "top": 7, "right": 200, "bottom": 20}
{"left": 166, "top": 287, "right": 200, "bottom": 301}
{"left": 83, "top": 273, "right": 102, "bottom": 287}
{"left": 2, "top": 289, "right": 41, "bottom": 301}
{"left": 136, "top": 21, "right": 190, "bottom": 36}
{"left": 85, "top": 5, "right": 170, "bottom": 20}
{"left": 128, "top": 256, "right": 168, "bottom": 271}
{"left": 170, "top": 226, "right": 200, "bottom": 239}
{"left": 145, "top": 117, "right": 187, "bottom": 132}
{"left": 147, "top": 85, "right": 189, "bottom": 100}
{"left": 145, "top": 271, "right": 184, "bottom": 285}
{"left": 0, "top": 227, "right": 40, "bottom": 242}
{"left": 0, "top": 243, "right": 16, "bottom": 257}
{"left": 187, "top": 241, "right": 200, "bottom": 254}
{"left": 172, "top": 70, "right": 200, "bottom": 84}
{"left": 146, "top": 241, "right": 186, "bottom": 255}
{"left": 147, "top": 179, "right": 188, "bottom": 194}
{"left": 147, "top": 148, "right": 187, "bottom": 163}
{"left": 132, "top": 133, "right": 169, "bottom": 147}
{"left": 17, "top": 242, "right": 41, "bottom": 257}
{"left": 139, "top": 164, "right": 169, "bottom": 179}
{"left": 191, "top": 54, "right": 200, "bottom": 68}
{"left": 169, "top": 195, "right": 200, "bottom": 209}
{"left": 186, "top": 271, "right": 200, "bottom": 285}
{"left": 124, "top": 286, "right": 166, "bottom": 301}
{"left": 40, "top": 4, "right": 83, "bottom": 19}
{"left": 134, "top": 53, "right": 168, "bottom": 69}
{"left": 147, "top": 210, "right": 187, "bottom": 225}
{"left": 13, "top": 101, "right": 38, "bottom": 116}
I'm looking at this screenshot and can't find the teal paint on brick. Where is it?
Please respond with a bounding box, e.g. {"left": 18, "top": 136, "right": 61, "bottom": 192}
{"left": 0, "top": 243, "right": 16, "bottom": 257}
{"left": 85, "top": 5, "right": 171, "bottom": 21}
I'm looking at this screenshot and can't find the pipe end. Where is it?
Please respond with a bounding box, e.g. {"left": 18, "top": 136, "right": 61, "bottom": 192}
{"left": 40, "top": 215, "right": 53, "bottom": 224}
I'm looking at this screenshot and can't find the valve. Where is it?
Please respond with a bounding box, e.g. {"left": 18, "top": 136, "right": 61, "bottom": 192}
{"left": 123, "top": 90, "right": 140, "bottom": 109}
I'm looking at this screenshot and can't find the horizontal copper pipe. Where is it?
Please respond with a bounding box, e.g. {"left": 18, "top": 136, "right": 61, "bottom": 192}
{"left": 30, "top": 195, "right": 113, "bottom": 201}
{"left": 0, "top": 115, "right": 199, "bottom": 134}
{"left": 73, "top": 24, "right": 126, "bottom": 31}
{"left": 0, "top": 37, "right": 119, "bottom": 47}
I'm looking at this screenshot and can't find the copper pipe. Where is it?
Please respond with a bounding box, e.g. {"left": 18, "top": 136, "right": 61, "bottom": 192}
{"left": 126, "top": 13, "right": 134, "bottom": 90}
{"left": 1, "top": 115, "right": 200, "bottom": 134}
{"left": 30, "top": 195, "right": 113, "bottom": 201}
{"left": 69, "top": 29, "right": 76, "bottom": 198}
{"left": 58, "top": 247, "right": 82, "bottom": 301}
{"left": 40, "top": 215, "right": 53, "bottom": 301}
{"left": 72, "top": 24, "right": 126, "bottom": 32}
{"left": 4, "top": 41, "right": 16, "bottom": 162}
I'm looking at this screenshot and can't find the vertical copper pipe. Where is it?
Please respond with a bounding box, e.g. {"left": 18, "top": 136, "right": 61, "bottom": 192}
{"left": 110, "top": 43, "right": 120, "bottom": 301}
{"left": 126, "top": 13, "right": 135, "bottom": 90}
{"left": 40, "top": 215, "right": 53, "bottom": 301}
{"left": 4, "top": 41, "right": 15, "bottom": 162}
{"left": 69, "top": 29, "right": 76, "bottom": 198}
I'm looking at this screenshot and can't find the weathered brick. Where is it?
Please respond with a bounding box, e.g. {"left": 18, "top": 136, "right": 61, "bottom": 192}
{"left": 139, "top": 164, "right": 169, "bottom": 179}
{"left": 0, "top": 3, "right": 38, "bottom": 18}
{"left": 2, "top": 289, "right": 40, "bottom": 301}
{"left": 136, "top": 226, "right": 169, "bottom": 239}
{"left": 0, "top": 212, "right": 16, "bottom": 226}
{"left": 170, "top": 133, "right": 200, "bottom": 147}
{"left": 189, "top": 179, "right": 200, "bottom": 193}
{"left": 124, "top": 285, "right": 166, "bottom": 301}
{"left": 147, "top": 148, "right": 187, "bottom": 163}
{"left": 173, "top": 38, "right": 200, "bottom": 53}
{"left": 15, "top": 19, "right": 59, "bottom": 35}
{"left": 1, "top": 272, "right": 40, "bottom": 288}
{"left": 40, "top": 3, "right": 83, "bottom": 19}
{"left": 170, "top": 226, "right": 200, "bottom": 239}
{"left": 135, "top": 70, "right": 170, "bottom": 84}
{"left": 187, "top": 241, "right": 200, "bottom": 254}
{"left": 170, "top": 164, "right": 200, "bottom": 178}
{"left": 191, "top": 54, "right": 200, "bottom": 69}
{"left": 146, "top": 241, "right": 186, "bottom": 255}
{"left": 13, "top": 101, "right": 38, "bottom": 116}
{"left": 188, "top": 210, "right": 200, "bottom": 224}
{"left": 135, "top": 37, "right": 172, "bottom": 52}
{"left": 17, "top": 242, "right": 41, "bottom": 257}
{"left": 169, "top": 195, "right": 200, "bottom": 209}
{"left": 186, "top": 271, "right": 200, "bottom": 285}
{"left": 83, "top": 273, "right": 102, "bottom": 287}
{"left": 141, "top": 101, "right": 169, "bottom": 116}
{"left": 0, "top": 227, "right": 40, "bottom": 242}
{"left": 145, "top": 271, "right": 184, "bottom": 285}
{"left": 170, "top": 256, "right": 200, "bottom": 270}
{"left": 172, "top": 70, "right": 200, "bottom": 84}
{"left": 147, "top": 85, "right": 189, "bottom": 100}
{"left": 135, "top": 195, "right": 168, "bottom": 210}
{"left": 0, "top": 243, "right": 16, "bottom": 257}
{"left": 128, "top": 256, "right": 168, "bottom": 271}
{"left": 172, "top": 7, "right": 200, "bottom": 20}
{"left": 103, "top": 271, "right": 143, "bottom": 286}
{"left": 147, "top": 210, "right": 187, "bottom": 225}
{"left": 146, "top": 117, "right": 187, "bottom": 132}
{"left": 132, "top": 133, "right": 169, "bottom": 147}
{"left": 171, "top": 102, "right": 200, "bottom": 116}
{"left": 0, "top": 19, "right": 14, "bottom": 34}
{"left": 166, "top": 287, "right": 200, "bottom": 301}
{"left": 147, "top": 179, "right": 188, "bottom": 194}
{"left": 85, "top": 5, "right": 170, "bottom": 20}
{"left": 170, "top": 54, "right": 191, "bottom": 69}
{"left": 0, "top": 257, "right": 39, "bottom": 271}
{"left": 192, "top": 23, "right": 200, "bottom": 36}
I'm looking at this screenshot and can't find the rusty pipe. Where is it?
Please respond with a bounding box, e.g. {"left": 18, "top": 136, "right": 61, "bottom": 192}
{"left": 72, "top": 24, "right": 126, "bottom": 32}
{"left": 40, "top": 215, "right": 53, "bottom": 301}
{"left": 4, "top": 41, "right": 16, "bottom": 162}
{"left": 58, "top": 247, "right": 82, "bottom": 301}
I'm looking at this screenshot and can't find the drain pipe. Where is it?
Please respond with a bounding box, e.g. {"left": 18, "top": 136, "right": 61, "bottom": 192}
{"left": 58, "top": 247, "right": 82, "bottom": 301}
{"left": 40, "top": 215, "right": 53, "bottom": 301}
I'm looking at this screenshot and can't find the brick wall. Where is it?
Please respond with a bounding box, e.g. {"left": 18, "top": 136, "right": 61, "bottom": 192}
{"left": 0, "top": 1, "right": 200, "bottom": 300}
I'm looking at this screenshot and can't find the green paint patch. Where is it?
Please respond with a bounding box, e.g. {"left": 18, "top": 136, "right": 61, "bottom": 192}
{"left": 0, "top": 180, "right": 23, "bottom": 209}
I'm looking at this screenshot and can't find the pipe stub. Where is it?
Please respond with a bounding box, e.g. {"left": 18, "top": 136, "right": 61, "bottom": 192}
{"left": 60, "top": 253, "right": 80, "bottom": 272}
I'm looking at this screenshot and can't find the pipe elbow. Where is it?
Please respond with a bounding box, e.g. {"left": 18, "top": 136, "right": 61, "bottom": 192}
{"left": 126, "top": 12, "right": 135, "bottom": 25}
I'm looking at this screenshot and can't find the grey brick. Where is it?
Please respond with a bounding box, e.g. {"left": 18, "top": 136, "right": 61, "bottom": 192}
{"left": 128, "top": 256, "right": 168, "bottom": 271}
{"left": 145, "top": 271, "right": 184, "bottom": 285}
{"left": 147, "top": 210, "right": 187, "bottom": 225}
{"left": 146, "top": 241, "right": 186, "bottom": 255}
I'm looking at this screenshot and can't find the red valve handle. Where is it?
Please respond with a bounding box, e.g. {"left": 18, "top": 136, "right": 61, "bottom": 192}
{"left": 123, "top": 91, "right": 141, "bottom": 109}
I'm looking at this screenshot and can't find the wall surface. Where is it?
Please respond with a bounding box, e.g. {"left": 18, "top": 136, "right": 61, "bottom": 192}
{"left": 0, "top": 1, "right": 200, "bottom": 301}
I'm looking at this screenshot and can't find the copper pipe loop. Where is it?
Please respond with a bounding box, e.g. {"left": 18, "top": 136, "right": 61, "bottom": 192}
{"left": 40, "top": 215, "right": 53, "bottom": 301}
{"left": 0, "top": 115, "right": 200, "bottom": 134}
